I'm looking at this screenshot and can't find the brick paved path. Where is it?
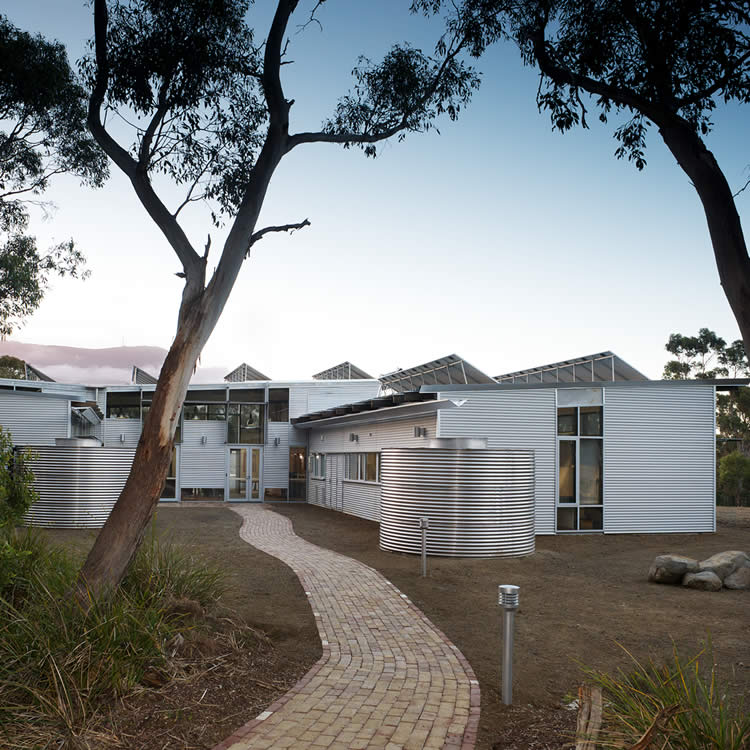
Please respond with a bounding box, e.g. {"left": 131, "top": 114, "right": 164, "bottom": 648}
{"left": 214, "top": 505, "right": 480, "bottom": 750}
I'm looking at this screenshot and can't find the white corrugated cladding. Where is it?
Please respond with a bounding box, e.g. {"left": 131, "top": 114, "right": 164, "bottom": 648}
{"left": 309, "top": 478, "right": 326, "bottom": 508}
{"left": 0, "top": 392, "right": 70, "bottom": 445}
{"left": 180, "top": 420, "right": 226, "bottom": 487}
{"left": 308, "top": 415, "right": 438, "bottom": 453}
{"left": 604, "top": 384, "right": 716, "bottom": 533}
{"left": 288, "top": 380, "right": 381, "bottom": 419}
{"left": 437, "top": 390, "right": 557, "bottom": 534}
{"left": 264, "top": 423, "right": 289, "bottom": 492}
{"left": 103, "top": 418, "right": 142, "bottom": 447}
{"left": 343, "top": 481, "right": 380, "bottom": 522}
{"left": 326, "top": 454, "right": 344, "bottom": 511}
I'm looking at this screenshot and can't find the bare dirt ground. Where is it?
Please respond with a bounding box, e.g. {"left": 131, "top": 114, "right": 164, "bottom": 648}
{"left": 40, "top": 504, "right": 749, "bottom": 749}
{"left": 39, "top": 506, "right": 321, "bottom": 750}
{"left": 271, "top": 503, "right": 750, "bottom": 750}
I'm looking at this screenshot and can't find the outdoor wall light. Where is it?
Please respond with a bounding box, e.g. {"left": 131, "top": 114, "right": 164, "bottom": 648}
{"left": 119, "top": 433, "right": 125, "bottom": 443}
{"left": 349, "top": 433, "right": 359, "bottom": 442}
{"left": 200, "top": 435, "right": 207, "bottom": 445}
{"left": 273, "top": 437, "right": 280, "bottom": 446}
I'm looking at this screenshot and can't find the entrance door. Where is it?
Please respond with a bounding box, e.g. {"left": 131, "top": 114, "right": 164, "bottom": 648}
{"left": 289, "top": 447, "right": 306, "bottom": 500}
{"left": 228, "top": 447, "right": 262, "bottom": 502}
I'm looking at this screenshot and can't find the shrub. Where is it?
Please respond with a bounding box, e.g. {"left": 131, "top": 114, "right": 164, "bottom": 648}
{"left": 0, "top": 529, "right": 225, "bottom": 746}
{"left": 718, "top": 451, "right": 750, "bottom": 507}
{"left": 584, "top": 644, "right": 750, "bottom": 750}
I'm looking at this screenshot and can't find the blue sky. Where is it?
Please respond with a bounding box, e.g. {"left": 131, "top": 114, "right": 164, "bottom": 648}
{"left": 3, "top": 0, "right": 747, "bottom": 380}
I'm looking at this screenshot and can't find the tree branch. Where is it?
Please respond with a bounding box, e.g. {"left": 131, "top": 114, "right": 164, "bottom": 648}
{"left": 247, "top": 218, "right": 310, "bottom": 255}
{"left": 88, "top": 0, "right": 203, "bottom": 286}
{"left": 674, "top": 50, "right": 750, "bottom": 109}
{"left": 261, "top": 0, "right": 297, "bottom": 131}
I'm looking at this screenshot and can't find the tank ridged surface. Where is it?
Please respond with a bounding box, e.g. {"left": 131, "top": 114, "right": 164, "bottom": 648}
{"left": 379, "top": 448, "right": 535, "bottom": 558}
{"left": 23, "top": 446, "right": 136, "bottom": 528}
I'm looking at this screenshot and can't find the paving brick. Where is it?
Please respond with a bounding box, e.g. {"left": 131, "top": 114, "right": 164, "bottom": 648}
{"left": 211, "top": 506, "right": 480, "bottom": 749}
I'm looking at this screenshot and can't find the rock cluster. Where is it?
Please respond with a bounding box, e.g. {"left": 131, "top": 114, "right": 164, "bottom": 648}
{"left": 648, "top": 550, "right": 749, "bottom": 591}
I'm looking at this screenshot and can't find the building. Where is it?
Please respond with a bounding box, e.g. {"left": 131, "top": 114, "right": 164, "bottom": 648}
{"left": 0, "top": 352, "right": 744, "bottom": 552}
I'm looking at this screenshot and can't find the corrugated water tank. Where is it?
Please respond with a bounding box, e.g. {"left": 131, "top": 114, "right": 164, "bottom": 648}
{"left": 379, "top": 441, "right": 535, "bottom": 558}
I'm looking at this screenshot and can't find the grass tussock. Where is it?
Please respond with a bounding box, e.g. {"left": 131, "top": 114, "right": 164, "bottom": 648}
{"left": 0, "top": 525, "right": 227, "bottom": 749}
{"left": 584, "top": 643, "right": 750, "bottom": 750}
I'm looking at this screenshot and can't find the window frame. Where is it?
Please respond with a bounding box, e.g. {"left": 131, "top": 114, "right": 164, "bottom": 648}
{"left": 344, "top": 452, "right": 381, "bottom": 484}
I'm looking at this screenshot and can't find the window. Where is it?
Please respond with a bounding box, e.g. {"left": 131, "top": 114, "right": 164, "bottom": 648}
{"left": 227, "top": 403, "right": 264, "bottom": 444}
{"left": 161, "top": 447, "right": 177, "bottom": 499}
{"left": 309, "top": 452, "right": 326, "bottom": 478}
{"left": 268, "top": 388, "right": 289, "bottom": 422}
{"left": 557, "top": 405, "right": 604, "bottom": 532}
{"left": 289, "top": 447, "right": 306, "bottom": 500}
{"left": 183, "top": 403, "right": 226, "bottom": 420}
{"left": 180, "top": 487, "right": 224, "bottom": 501}
{"left": 345, "top": 453, "right": 381, "bottom": 482}
{"left": 106, "top": 391, "right": 140, "bottom": 419}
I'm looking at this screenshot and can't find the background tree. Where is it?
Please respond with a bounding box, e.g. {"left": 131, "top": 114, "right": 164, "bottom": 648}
{"left": 434, "top": 0, "right": 750, "bottom": 356}
{"left": 0, "top": 355, "right": 26, "bottom": 379}
{"left": 718, "top": 450, "right": 750, "bottom": 507}
{"left": 0, "top": 15, "right": 107, "bottom": 335}
{"left": 77, "top": 0, "right": 479, "bottom": 595}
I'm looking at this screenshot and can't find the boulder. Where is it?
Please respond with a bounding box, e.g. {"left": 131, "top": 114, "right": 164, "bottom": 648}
{"left": 698, "top": 551, "right": 750, "bottom": 582}
{"left": 683, "top": 570, "right": 723, "bottom": 592}
{"left": 648, "top": 554, "right": 699, "bottom": 584}
{"left": 724, "top": 564, "right": 750, "bottom": 591}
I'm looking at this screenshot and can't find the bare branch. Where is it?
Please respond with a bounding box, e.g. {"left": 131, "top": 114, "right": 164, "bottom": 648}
{"left": 734, "top": 176, "right": 750, "bottom": 199}
{"left": 88, "top": 0, "right": 203, "bottom": 285}
{"left": 247, "top": 218, "right": 311, "bottom": 255}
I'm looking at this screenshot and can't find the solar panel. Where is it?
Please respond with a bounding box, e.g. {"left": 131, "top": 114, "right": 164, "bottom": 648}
{"left": 379, "top": 354, "right": 496, "bottom": 394}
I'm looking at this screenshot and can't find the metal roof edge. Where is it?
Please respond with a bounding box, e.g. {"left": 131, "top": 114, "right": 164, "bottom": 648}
{"left": 419, "top": 378, "right": 750, "bottom": 393}
{"left": 293, "top": 398, "right": 458, "bottom": 430}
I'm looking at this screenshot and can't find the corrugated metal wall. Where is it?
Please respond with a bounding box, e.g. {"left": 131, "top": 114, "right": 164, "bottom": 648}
{"left": 0, "top": 392, "right": 71, "bottom": 445}
{"left": 308, "top": 415, "right": 438, "bottom": 453}
{"left": 308, "top": 477, "right": 326, "bottom": 508}
{"left": 264, "top": 423, "right": 289, "bottom": 492}
{"left": 288, "top": 381, "right": 380, "bottom": 419}
{"left": 326, "top": 454, "right": 344, "bottom": 511}
{"left": 437, "top": 390, "right": 557, "bottom": 534}
{"left": 103, "top": 418, "right": 142, "bottom": 447}
{"left": 180, "top": 420, "right": 226, "bottom": 487}
{"left": 604, "top": 384, "right": 716, "bottom": 533}
{"left": 343, "top": 481, "right": 380, "bottom": 522}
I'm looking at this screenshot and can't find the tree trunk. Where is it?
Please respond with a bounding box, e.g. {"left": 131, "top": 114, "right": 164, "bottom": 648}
{"left": 76, "top": 295, "right": 219, "bottom": 598}
{"left": 658, "top": 120, "right": 750, "bottom": 355}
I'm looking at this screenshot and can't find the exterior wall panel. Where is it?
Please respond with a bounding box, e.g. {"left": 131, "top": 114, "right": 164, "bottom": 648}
{"left": 308, "top": 415, "right": 438, "bottom": 453}
{"left": 437, "top": 390, "right": 557, "bottom": 534}
{"left": 103, "top": 418, "right": 142, "bottom": 447}
{"left": 343, "top": 481, "right": 380, "bottom": 522}
{"left": 289, "top": 381, "right": 380, "bottom": 419}
{"left": 180, "top": 420, "right": 226, "bottom": 487}
{"left": 308, "top": 478, "right": 326, "bottom": 508}
{"left": 0, "top": 392, "right": 70, "bottom": 446}
{"left": 604, "top": 384, "right": 715, "bottom": 533}
{"left": 264, "top": 423, "right": 290, "bottom": 492}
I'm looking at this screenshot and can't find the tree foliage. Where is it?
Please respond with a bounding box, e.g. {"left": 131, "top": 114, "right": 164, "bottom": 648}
{"left": 0, "top": 355, "right": 25, "bottom": 379}
{"left": 718, "top": 450, "right": 750, "bottom": 507}
{"left": 0, "top": 14, "right": 107, "bottom": 334}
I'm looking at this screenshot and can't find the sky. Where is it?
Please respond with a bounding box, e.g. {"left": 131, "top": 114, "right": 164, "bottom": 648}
{"left": 2, "top": 0, "right": 748, "bottom": 382}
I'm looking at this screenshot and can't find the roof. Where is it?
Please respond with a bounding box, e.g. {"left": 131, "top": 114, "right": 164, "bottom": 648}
{"left": 293, "top": 391, "right": 437, "bottom": 426}
{"left": 312, "top": 361, "right": 373, "bottom": 380}
{"left": 494, "top": 351, "right": 648, "bottom": 383}
{"left": 420, "top": 378, "right": 750, "bottom": 393}
{"left": 131, "top": 366, "right": 158, "bottom": 384}
{"left": 24, "top": 363, "right": 55, "bottom": 382}
{"left": 379, "top": 354, "right": 496, "bottom": 394}
{"left": 224, "top": 362, "right": 270, "bottom": 382}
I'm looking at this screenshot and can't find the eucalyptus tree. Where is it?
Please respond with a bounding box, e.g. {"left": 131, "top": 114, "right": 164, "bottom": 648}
{"left": 0, "top": 15, "right": 106, "bottom": 335}
{"left": 426, "top": 0, "right": 750, "bottom": 353}
{"left": 77, "top": 0, "right": 479, "bottom": 593}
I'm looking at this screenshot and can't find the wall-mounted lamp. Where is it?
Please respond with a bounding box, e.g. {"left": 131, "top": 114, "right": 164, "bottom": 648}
{"left": 119, "top": 433, "right": 125, "bottom": 443}
{"left": 200, "top": 435, "right": 207, "bottom": 445}
{"left": 273, "top": 437, "right": 280, "bottom": 446}
{"left": 349, "top": 433, "right": 359, "bottom": 443}
{"left": 414, "top": 426, "right": 428, "bottom": 438}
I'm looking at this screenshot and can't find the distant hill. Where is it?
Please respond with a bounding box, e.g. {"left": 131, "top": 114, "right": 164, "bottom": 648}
{"left": 0, "top": 341, "right": 227, "bottom": 385}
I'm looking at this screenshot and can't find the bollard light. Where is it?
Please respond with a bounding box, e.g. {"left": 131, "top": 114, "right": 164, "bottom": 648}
{"left": 418, "top": 517, "right": 429, "bottom": 577}
{"left": 498, "top": 584, "right": 520, "bottom": 705}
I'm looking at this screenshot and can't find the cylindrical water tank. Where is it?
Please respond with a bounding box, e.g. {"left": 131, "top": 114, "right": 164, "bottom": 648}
{"left": 23, "top": 446, "right": 136, "bottom": 528}
{"left": 379, "top": 447, "right": 535, "bottom": 558}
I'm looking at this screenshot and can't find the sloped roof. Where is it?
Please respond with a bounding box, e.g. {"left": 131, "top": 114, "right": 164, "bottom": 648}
{"left": 494, "top": 351, "right": 648, "bottom": 384}
{"left": 379, "top": 354, "right": 496, "bottom": 394}
{"left": 224, "top": 362, "right": 270, "bottom": 382}
{"left": 131, "top": 365, "right": 158, "bottom": 384}
{"left": 312, "top": 361, "right": 373, "bottom": 380}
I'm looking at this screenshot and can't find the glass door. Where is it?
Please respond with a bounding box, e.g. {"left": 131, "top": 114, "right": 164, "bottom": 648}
{"left": 228, "top": 447, "right": 262, "bottom": 501}
{"left": 289, "top": 447, "right": 306, "bottom": 500}
{"left": 228, "top": 447, "right": 248, "bottom": 501}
